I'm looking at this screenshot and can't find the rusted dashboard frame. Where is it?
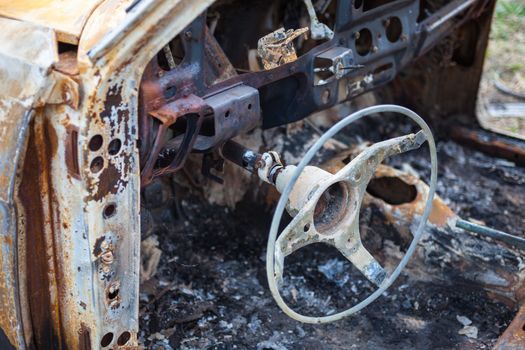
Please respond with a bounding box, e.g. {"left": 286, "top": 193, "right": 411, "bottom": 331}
{"left": 139, "top": 0, "right": 493, "bottom": 185}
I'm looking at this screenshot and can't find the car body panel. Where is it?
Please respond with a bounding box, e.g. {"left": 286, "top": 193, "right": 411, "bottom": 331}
{"left": 0, "top": 1, "right": 214, "bottom": 348}
{"left": 0, "top": 0, "right": 104, "bottom": 44}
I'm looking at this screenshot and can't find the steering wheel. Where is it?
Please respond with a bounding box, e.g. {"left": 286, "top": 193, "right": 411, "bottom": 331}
{"left": 266, "top": 105, "right": 437, "bottom": 323}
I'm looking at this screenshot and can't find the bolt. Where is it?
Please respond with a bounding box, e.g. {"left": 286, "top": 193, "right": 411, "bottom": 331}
{"left": 372, "top": 46, "right": 379, "bottom": 53}
{"left": 184, "top": 31, "right": 192, "bottom": 39}
{"left": 354, "top": 31, "right": 360, "bottom": 40}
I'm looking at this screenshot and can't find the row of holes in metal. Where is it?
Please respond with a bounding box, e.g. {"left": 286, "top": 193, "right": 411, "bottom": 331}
{"left": 88, "top": 134, "right": 129, "bottom": 346}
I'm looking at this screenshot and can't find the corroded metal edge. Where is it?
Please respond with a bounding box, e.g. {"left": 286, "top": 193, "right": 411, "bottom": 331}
{"left": 0, "top": 17, "right": 61, "bottom": 350}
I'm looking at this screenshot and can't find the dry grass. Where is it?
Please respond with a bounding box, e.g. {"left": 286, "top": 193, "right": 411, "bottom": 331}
{"left": 478, "top": 0, "right": 525, "bottom": 138}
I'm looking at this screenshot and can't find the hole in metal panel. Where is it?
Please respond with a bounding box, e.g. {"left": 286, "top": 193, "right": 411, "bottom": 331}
{"left": 355, "top": 28, "right": 373, "bottom": 56}
{"left": 108, "top": 287, "right": 119, "bottom": 300}
{"left": 66, "top": 127, "right": 80, "bottom": 178}
{"left": 366, "top": 176, "right": 418, "bottom": 205}
{"left": 108, "top": 139, "right": 122, "bottom": 156}
{"left": 100, "top": 333, "right": 113, "bottom": 347}
{"left": 103, "top": 204, "right": 117, "bottom": 219}
{"left": 90, "top": 156, "right": 104, "bottom": 173}
{"left": 386, "top": 17, "right": 403, "bottom": 42}
{"left": 117, "top": 331, "right": 131, "bottom": 346}
{"left": 89, "top": 135, "right": 103, "bottom": 152}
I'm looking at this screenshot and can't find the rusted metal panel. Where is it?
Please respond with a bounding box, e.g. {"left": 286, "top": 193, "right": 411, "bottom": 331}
{"left": 451, "top": 126, "right": 525, "bottom": 167}
{"left": 0, "top": 17, "right": 63, "bottom": 350}
{"left": 0, "top": 0, "right": 104, "bottom": 44}
{"left": 25, "top": 1, "right": 217, "bottom": 348}
{"left": 495, "top": 305, "right": 525, "bottom": 349}
{"left": 0, "top": 107, "right": 31, "bottom": 350}
{"left": 17, "top": 110, "right": 66, "bottom": 350}
{"left": 257, "top": 27, "right": 309, "bottom": 70}
{"left": 0, "top": 18, "right": 58, "bottom": 105}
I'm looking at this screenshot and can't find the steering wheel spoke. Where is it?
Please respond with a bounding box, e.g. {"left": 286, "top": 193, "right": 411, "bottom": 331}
{"left": 274, "top": 212, "right": 319, "bottom": 284}
{"left": 337, "top": 130, "right": 426, "bottom": 187}
{"left": 336, "top": 235, "right": 387, "bottom": 287}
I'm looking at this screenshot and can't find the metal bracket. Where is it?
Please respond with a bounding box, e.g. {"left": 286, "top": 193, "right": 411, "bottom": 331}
{"left": 303, "top": 0, "right": 334, "bottom": 40}
{"left": 314, "top": 47, "right": 356, "bottom": 85}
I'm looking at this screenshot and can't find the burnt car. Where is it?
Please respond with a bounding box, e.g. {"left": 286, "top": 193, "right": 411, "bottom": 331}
{"left": 1, "top": 0, "right": 524, "bottom": 349}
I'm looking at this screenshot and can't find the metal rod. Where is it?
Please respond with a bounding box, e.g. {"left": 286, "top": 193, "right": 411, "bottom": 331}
{"left": 220, "top": 140, "right": 261, "bottom": 173}
{"left": 456, "top": 218, "right": 525, "bottom": 250}
{"left": 426, "top": 0, "right": 477, "bottom": 32}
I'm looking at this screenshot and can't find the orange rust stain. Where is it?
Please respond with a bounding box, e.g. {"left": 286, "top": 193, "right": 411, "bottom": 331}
{"left": 2, "top": 234, "right": 12, "bottom": 247}
{"left": 494, "top": 305, "right": 525, "bottom": 349}
{"left": 17, "top": 111, "right": 76, "bottom": 349}
{"left": 393, "top": 192, "right": 422, "bottom": 221}
{"left": 18, "top": 122, "right": 62, "bottom": 348}
{"left": 54, "top": 51, "right": 79, "bottom": 76}
{"left": 428, "top": 198, "right": 455, "bottom": 227}
{"left": 0, "top": 174, "right": 9, "bottom": 190}
{"left": 43, "top": 115, "right": 58, "bottom": 158}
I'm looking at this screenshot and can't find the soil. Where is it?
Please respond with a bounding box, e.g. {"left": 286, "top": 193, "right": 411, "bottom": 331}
{"left": 138, "top": 118, "right": 525, "bottom": 349}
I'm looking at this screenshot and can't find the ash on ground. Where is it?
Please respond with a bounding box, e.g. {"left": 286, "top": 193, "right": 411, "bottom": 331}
{"left": 139, "top": 119, "right": 524, "bottom": 350}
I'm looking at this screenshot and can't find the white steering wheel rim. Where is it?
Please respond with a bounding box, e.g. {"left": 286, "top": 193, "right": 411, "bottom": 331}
{"left": 266, "top": 104, "right": 438, "bottom": 324}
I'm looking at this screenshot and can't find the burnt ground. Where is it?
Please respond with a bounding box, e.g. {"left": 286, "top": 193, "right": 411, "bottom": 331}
{"left": 138, "top": 119, "right": 525, "bottom": 350}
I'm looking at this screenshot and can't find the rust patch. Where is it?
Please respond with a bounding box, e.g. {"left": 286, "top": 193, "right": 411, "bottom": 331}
{"left": 100, "top": 84, "right": 124, "bottom": 122}
{"left": 494, "top": 305, "right": 525, "bottom": 349}
{"left": 65, "top": 124, "right": 80, "bottom": 179}
{"left": 257, "top": 27, "right": 309, "bottom": 70}
{"left": 43, "top": 116, "right": 58, "bottom": 158}
{"left": 92, "top": 235, "right": 107, "bottom": 258}
{"left": 428, "top": 198, "right": 456, "bottom": 227}
{"left": 451, "top": 126, "right": 525, "bottom": 167}
{"left": 2, "top": 233, "right": 12, "bottom": 247}
{"left": 78, "top": 323, "right": 92, "bottom": 350}
{"left": 18, "top": 123, "right": 61, "bottom": 349}
{"left": 89, "top": 161, "right": 127, "bottom": 202}
{"left": 0, "top": 173, "right": 9, "bottom": 190}
{"left": 54, "top": 51, "right": 79, "bottom": 76}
